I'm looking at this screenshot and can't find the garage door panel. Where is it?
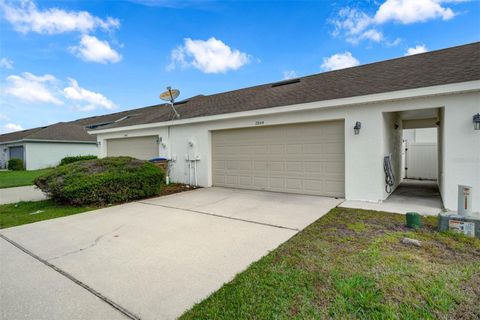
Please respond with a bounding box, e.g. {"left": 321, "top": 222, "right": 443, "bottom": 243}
{"left": 213, "top": 160, "right": 225, "bottom": 170}
{"left": 238, "top": 160, "right": 252, "bottom": 170}
{"left": 238, "top": 176, "right": 253, "bottom": 186}
{"left": 106, "top": 136, "right": 158, "bottom": 160}
{"left": 253, "top": 176, "right": 267, "bottom": 188}
{"left": 212, "top": 120, "right": 344, "bottom": 197}
{"left": 268, "top": 177, "right": 285, "bottom": 189}
{"left": 213, "top": 175, "right": 225, "bottom": 185}
{"left": 286, "top": 144, "right": 302, "bottom": 154}
{"left": 325, "top": 161, "right": 345, "bottom": 174}
{"left": 254, "top": 161, "right": 267, "bottom": 171}
{"left": 254, "top": 145, "right": 268, "bottom": 154}
{"left": 286, "top": 161, "right": 303, "bottom": 173}
{"left": 268, "top": 144, "right": 285, "bottom": 155}
{"left": 269, "top": 161, "right": 284, "bottom": 172}
{"left": 325, "top": 180, "right": 345, "bottom": 195}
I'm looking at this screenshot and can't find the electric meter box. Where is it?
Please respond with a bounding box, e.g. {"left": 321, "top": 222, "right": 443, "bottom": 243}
{"left": 458, "top": 185, "right": 472, "bottom": 217}
{"left": 438, "top": 185, "right": 478, "bottom": 238}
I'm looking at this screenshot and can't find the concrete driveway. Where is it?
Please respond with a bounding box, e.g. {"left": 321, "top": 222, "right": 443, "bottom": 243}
{"left": 0, "top": 187, "right": 341, "bottom": 320}
{"left": 0, "top": 186, "right": 48, "bottom": 205}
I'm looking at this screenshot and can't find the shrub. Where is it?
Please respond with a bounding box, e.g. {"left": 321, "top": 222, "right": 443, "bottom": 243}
{"left": 59, "top": 155, "right": 97, "bottom": 166}
{"left": 35, "top": 157, "right": 164, "bottom": 205}
{"left": 8, "top": 158, "right": 25, "bottom": 171}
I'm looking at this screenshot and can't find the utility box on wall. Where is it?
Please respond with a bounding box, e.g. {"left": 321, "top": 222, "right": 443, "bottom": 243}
{"left": 457, "top": 185, "right": 472, "bottom": 216}
{"left": 438, "top": 185, "right": 479, "bottom": 239}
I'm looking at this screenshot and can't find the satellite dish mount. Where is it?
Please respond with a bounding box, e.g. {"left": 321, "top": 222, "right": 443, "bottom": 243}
{"left": 160, "top": 86, "right": 180, "bottom": 118}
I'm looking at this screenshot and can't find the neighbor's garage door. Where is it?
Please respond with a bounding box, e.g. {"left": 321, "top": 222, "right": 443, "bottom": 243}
{"left": 212, "top": 121, "right": 345, "bottom": 197}
{"left": 106, "top": 136, "right": 159, "bottom": 160}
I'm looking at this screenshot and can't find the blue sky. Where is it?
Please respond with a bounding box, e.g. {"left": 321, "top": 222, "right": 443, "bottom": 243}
{"left": 0, "top": 0, "right": 479, "bottom": 132}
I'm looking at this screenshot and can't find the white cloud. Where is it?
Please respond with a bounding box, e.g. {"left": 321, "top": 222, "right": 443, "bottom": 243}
{"left": 0, "top": 113, "right": 10, "bottom": 121}
{"left": 0, "top": 57, "right": 14, "bottom": 69}
{"left": 69, "top": 35, "right": 122, "bottom": 64}
{"left": 359, "top": 29, "right": 383, "bottom": 42}
{"left": 2, "top": 72, "right": 117, "bottom": 112}
{"left": 0, "top": 0, "right": 119, "bottom": 34}
{"left": 321, "top": 52, "right": 360, "bottom": 71}
{"left": 375, "top": 0, "right": 455, "bottom": 24}
{"left": 1, "top": 123, "right": 23, "bottom": 133}
{"left": 331, "top": 7, "right": 374, "bottom": 44}
{"left": 4, "top": 72, "right": 63, "bottom": 105}
{"left": 282, "top": 70, "right": 298, "bottom": 80}
{"left": 63, "top": 78, "right": 116, "bottom": 111}
{"left": 405, "top": 44, "right": 429, "bottom": 55}
{"left": 168, "top": 37, "right": 250, "bottom": 73}
{"left": 332, "top": 0, "right": 460, "bottom": 44}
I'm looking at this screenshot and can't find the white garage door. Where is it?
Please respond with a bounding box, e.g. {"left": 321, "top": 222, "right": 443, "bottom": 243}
{"left": 212, "top": 121, "right": 345, "bottom": 197}
{"left": 106, "top": 136, "right": 159, "bottom": 160}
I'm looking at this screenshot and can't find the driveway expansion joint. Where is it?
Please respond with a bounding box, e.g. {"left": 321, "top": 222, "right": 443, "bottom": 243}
{"left": 0, "top": 233, "right": 141, "bottom": 320}
{"left": 136, "top": 201, "right": 300, "bottom": 232}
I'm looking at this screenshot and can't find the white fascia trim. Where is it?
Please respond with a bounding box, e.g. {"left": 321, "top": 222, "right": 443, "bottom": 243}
{"left": 0, "top": 140, "right": 23, "bottom": 145}
{"left": 1, "top": 139, "right": 96, "bottom": 145}
{"left": 90, "top": 80, "right": 480, "bottom": 135}
{"left": 24, "top": 139, "right": 97, "bottom": 144}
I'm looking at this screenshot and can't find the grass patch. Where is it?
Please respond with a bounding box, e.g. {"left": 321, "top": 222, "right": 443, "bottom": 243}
{"left": 181, "top": 208, "right": 480, "bottom": 320}
{"left": 0, "top": 168, "right": 53, "bottom": 188}
{"left": 0, "top": 183, "right": 196, "bottom": 229}
{"left": 0, "top": 200, "right": 96, "bottom": 229}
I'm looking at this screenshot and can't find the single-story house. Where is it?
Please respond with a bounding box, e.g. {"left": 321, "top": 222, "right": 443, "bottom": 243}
{"left": 0, "top": 108, "right": 162, "bottom": 170}
{"left": 90, "top": 42, "right": 480, "bottom": 213}
{"left": 0, "top": 122, "right": 97, "bottom": 170}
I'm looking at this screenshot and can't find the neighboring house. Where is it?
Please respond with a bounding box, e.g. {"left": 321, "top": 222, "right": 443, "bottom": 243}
{"left": 0, "top": 122, "right": 98, "bottom": 170}
{"left": 0, "top": 107, "right": 161, "bottom": 170}
{"left": 89, "top": 42, "right": 480, "bottom": 213}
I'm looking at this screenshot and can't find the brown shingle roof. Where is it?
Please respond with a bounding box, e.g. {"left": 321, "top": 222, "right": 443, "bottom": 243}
{"left": 0, "top": 122, "right": 96, "bottom": 143}
{"left": 93, "top": 42, "right": 480, "bottom": 131}
{"left": 1, "top": 42, "right": 479, "bottom": 141}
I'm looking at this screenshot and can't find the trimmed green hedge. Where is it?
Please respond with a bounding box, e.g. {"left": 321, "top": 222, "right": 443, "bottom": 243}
{"left": 35, "top": 157, "right": 164, "bottom": 205}
{"left": 59, "top": 155, "right": 97, "bottom": 166}
{"left": 8, "top": 159, "right": 25, "bottom": 171}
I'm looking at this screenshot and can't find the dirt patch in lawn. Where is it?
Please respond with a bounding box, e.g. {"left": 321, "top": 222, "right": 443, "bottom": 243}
{"left": 180, "top": 207, "right": 480, "bottom": 320}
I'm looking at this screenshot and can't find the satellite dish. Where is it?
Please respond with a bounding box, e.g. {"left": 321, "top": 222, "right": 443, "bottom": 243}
{"left": 159, "top": 86, "right": 181, "bottom": 118}
{"left": 160, "top": 87, "right": 180, "bottom": 103}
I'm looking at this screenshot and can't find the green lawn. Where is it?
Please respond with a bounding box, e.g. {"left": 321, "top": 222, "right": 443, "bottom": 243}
{"left": 0, "top": 200, "right": 96, "bottom": 229}
{"left": 0, "top": 169, "right": 53, "bottom": 188}
{"left": 181, "top": 208, "right": 480, "bottom": 320}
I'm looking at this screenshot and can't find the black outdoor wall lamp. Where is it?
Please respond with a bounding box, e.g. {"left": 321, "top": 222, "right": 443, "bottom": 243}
{"left": 354, "top": 121, "right": 362, "bottom": 135}
{"left": 473, "top": 113, "right": 480, "bottom": 130}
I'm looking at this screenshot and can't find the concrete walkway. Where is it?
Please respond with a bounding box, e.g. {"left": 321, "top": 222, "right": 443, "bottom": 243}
{"left": 0, "top": 185, "right": 48, "bottom": 205}
{"left": 0, "top": 187, "right": 342, "bottom": 320}
{"left": 340, "top": 179, "right": 443, "bottom": 216}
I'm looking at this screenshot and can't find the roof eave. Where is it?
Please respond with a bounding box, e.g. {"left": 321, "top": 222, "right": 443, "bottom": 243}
{"left": 89, "top": 80, "right": 480, "bottom": 135}
{"left": 0, "top": 139, "right": 97, "bottom": 145}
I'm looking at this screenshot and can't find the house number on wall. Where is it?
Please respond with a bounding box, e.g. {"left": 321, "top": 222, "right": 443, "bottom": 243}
{"left": 255, "top": 121, "right": 265, "bottom": 125}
